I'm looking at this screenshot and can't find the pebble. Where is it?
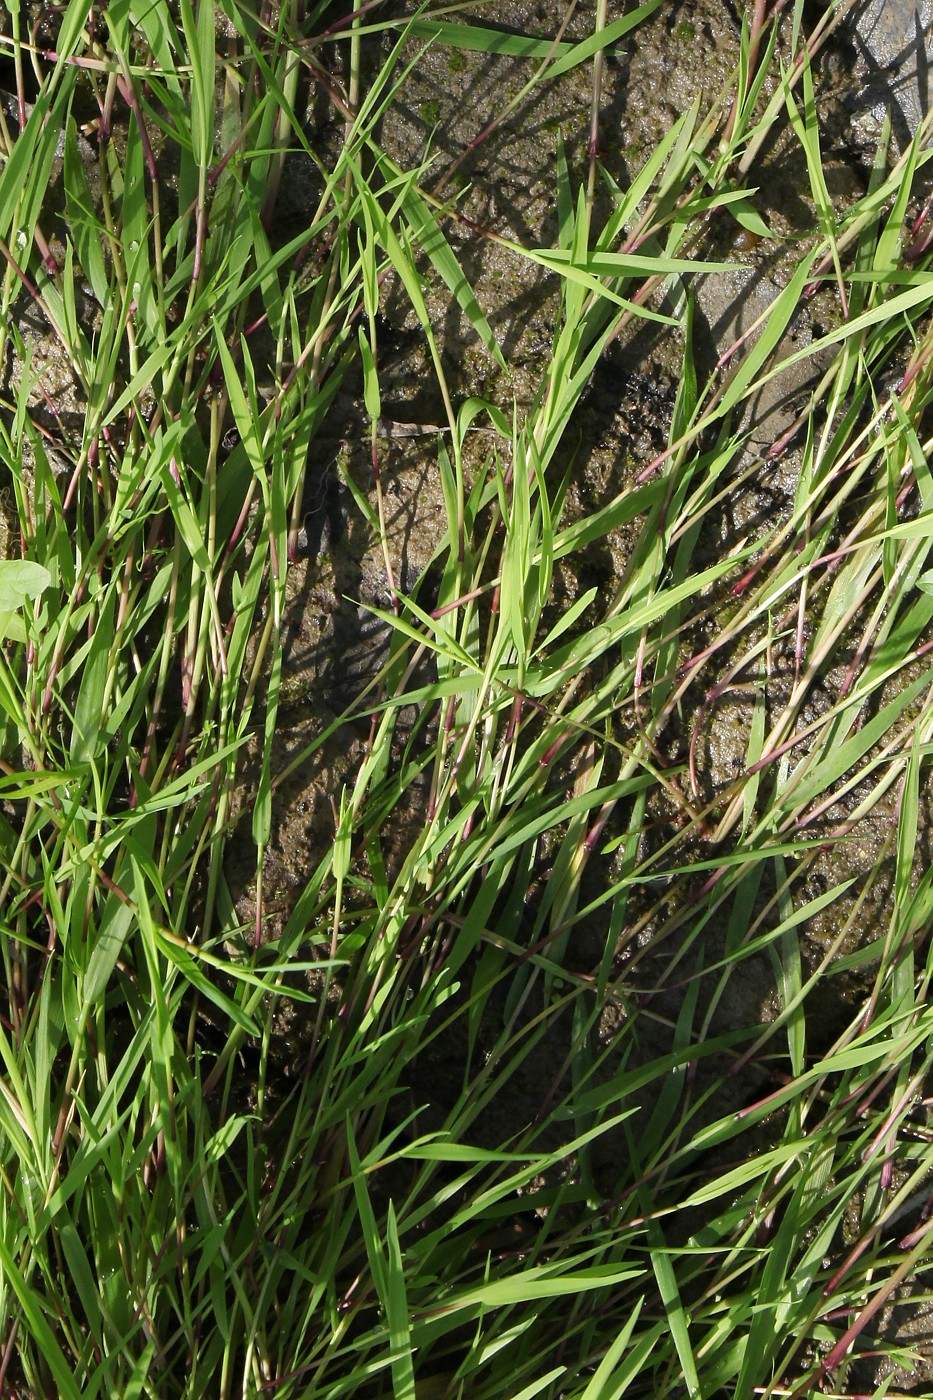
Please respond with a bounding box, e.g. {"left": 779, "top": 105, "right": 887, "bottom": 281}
{"left": 851, "top": 0, "right": 933, "bottom": 146}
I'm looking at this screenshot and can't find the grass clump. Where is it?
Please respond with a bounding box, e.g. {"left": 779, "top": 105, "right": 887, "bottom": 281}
{"left": 1, "top": 0, "right": 933, "bottom": 1396}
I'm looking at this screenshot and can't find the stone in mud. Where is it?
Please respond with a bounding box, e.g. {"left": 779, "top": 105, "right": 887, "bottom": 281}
{"left": 850, "top": 0, "right": 933, "bottom": 146}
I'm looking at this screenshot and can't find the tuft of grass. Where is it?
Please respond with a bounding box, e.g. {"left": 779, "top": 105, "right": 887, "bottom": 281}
{"left": 1, "top": 0, "right": 933, "bottom": 1396}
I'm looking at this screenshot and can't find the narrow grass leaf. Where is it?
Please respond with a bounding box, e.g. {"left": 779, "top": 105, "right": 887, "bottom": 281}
{"left": 512, "top": 1371, "right": 568, "bottom": 1399}
{"left": 649, "top": 1233, "right": 700, "bottom": 1399}
{"left": 178, "top": 0, "right": 216, "bottom": 171}
{"left": 82, "top": 893, "right": 135, "bottom": 1007}
{"left": 577, "top": 1296, "right": 644, "bottom": 1400}
{"left": 68, "top": 588, "right": 114, "bottom": 763}
{"left": 61, "top": 121, "right": 107, "bottom": 307}
{"left": 385, "top": 1204, "right": 416, "bottom": 1400}
{"left": 440, "top": 1263, "right": 643, "bottom": 1314}
{"left": 407, "top": 19, "right": 576, "bottom": 57}
{"left": 547, "top": 2, "right": 662, "bottom": 79}
{"left": 786, "top": 665, "right": 933, "bottom": 811}
{"left": 0, "top": 79, "right": 74, "bottom": 248}
{"left": 716, "top": 248, "right": 818, "bottom": 419}
{"left": 401, "top": 181, "right": 506, "bottom": 370}
{"left": 0, "top": 1234, "right": 83, "bottom": 1400}
{"left": 155, "top": 935, "right": 259, "bottom": 1034}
